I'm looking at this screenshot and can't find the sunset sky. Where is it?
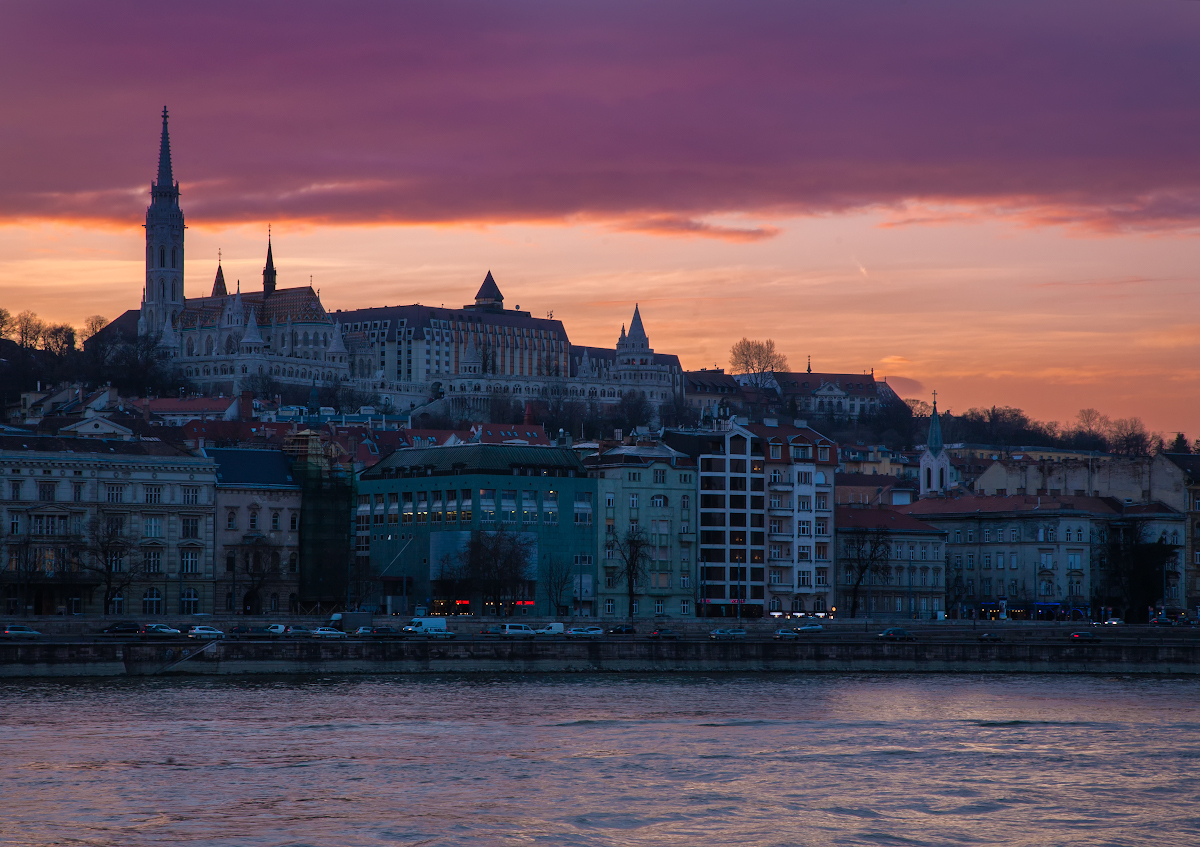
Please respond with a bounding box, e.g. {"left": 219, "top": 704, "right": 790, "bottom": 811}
{"left": 2, "top": 1, "right": 1199, "bottom": 433}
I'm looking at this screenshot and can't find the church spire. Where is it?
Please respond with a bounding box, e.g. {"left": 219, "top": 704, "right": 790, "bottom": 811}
{"left": 156, "top": 106, "right": 173, "bottom": 188}
{"left": 926, "top": 392, "right": 943, "bottom": 456}
{"left": 263, "top": 231, "right": 277, "bottom": 295}
{"left": 627, "top": 304, "right": 647, "bottom": 341}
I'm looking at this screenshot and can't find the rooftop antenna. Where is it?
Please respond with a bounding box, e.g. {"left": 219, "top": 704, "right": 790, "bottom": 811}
{"left": 807, "top": 355, "right": 811, "bottom": 374}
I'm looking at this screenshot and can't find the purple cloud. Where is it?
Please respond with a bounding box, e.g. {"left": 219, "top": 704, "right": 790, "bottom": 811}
{"left": 1, "top": 1, "right": 1199, "bottom": 232}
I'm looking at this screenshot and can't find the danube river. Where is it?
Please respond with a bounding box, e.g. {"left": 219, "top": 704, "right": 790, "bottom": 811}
{"left": 1, "top": 674, "right": 1198, "bottom": 846}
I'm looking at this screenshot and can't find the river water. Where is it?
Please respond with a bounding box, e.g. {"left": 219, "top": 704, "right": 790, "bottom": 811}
{"left": 1, "top": 674, "right": 1198, "bottom": 846}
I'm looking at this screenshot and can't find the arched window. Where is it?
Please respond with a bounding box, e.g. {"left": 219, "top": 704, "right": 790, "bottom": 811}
{"left": 270, "top": 593, "right": 279, "bottom": 612}
{"left": 159, "top": 246, "right": 166, "bottom": 268}
{"left": 271, "top": 552, "right": 280, "bottom": 572}
{"left": 186, "top": 337, "right": 195, "bottom": 356}
{"left": 288, "top": 553, "right": 298, "bottom": 573}
{"left": 171, "top": 247, "right": 176, "bottom": 269}
{"left": 171, "top": 281, "right": 176, "bottom": 301}
{"left": 160, "top": 280, "right": 165, "bottom": 301}
{"left": 180, "top": 588, "right": 199, "bottom": 614}
{"left": 142, "top": 588, "right": 162, "bottom": 615}
{"left": 226, "top": 551, "right": 236, "bottom": 572}
{"left": 205, "top": 336, "right": 214, "bottom": 356}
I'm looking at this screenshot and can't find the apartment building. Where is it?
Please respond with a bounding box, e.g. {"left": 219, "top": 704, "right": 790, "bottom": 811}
{"left": 664, "top": 420, "right": 838, "bottom": 617}
{"left": 586, "top": 442, "right": 698, "bottom": 620}
{"left": 834, "top": 506, "right": 947, "bottom": 619}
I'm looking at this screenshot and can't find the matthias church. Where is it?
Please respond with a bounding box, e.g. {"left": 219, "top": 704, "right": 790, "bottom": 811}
{"left": 119, "top": 110, "right": 683, "bottom": 418}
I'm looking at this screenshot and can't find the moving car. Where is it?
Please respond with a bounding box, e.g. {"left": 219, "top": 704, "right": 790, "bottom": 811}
{"left": 352, "top": 626, "right": 375, "bottom": 636}
{"left": 565, "top": 626, "right": 604, "bottom": 639}
{"left": 229, "top": 625, "right": 274, "bottom": 639}
{"left": 1102, "top": 618, "right": 1125, "bottom": 626}
{"left": 100, "top": 621, "right": 142, "bottom": 635}
{"left": 2, "top": 625, "right": 41, "bottom": 638}
{"left": 264, "top": 624, "right": 287, "bottom": 636}
{"left": 1149, "top": 617, "right": 1177, "bottom": 627}
{"left": 709, "top": 628, "right": 747, "bottom": 641}
{"left": 606, "top": 624, "right": 636, "bottom": 636}
{"left": 311, "top": 626, "right": 348, "bottom": 639}
{"left": 535, "top": 623, "right": 565, "bottom": 636}
{"left": 773, "top": 628, "right": 798, "bottom": 640}
{"left": 140, "top": 624, "right": 181, "bottom": 638}
{"left": 283, "top": 625, "right": 312, "bottom": 638}
{"left": 648, "top": 628, "right": 680, "bottom": 640}
{"left": 368, "top": 626, "right": 402, "bottom": 638}
{"left": 877, "top": 628, "right": 917, "bottom": 642}
{"left": 1069, "top": 631, "right": 1101, "bottom": 640}
{"left": 795, "top": 623, "right": 824, "bottom": 633}
{"left": 187, "top": 625, "right": 225, "bottom": 640}
{"left": 977, "top": 632, "right": 1004, "bottom": 643}
{"left": 479, "top": 625, "right": 506, "bottom": 638}
{"left": 403, "top": 617, "right": 455, "bottom": 638}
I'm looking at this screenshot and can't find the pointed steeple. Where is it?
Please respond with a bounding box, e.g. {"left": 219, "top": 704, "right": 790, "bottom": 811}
{"left": 212, "top": 262, "right": 227, "bottom": 297}
{"left": 926, "top": 394, "right": 943, "bottom": 456}
{"left": 241, "top": 308, "right": 263, "bottom": 345}
{"left": 263, "top": 233, "right": 277, "bottom": 295}
{"left": 156, "top": 106, "right": 173, "bottom": 187}
{"left": 628, "top": 304, "right": 647, "bottom": 340}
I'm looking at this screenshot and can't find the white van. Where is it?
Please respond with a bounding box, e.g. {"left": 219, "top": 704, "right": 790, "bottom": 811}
{"left": 535, "top": 623, "right": 565, "bottom": 636}
{"left": 499, "top": 623, "right": 536, "bottom": 640}
{"left": 403, "top": 617, "right": 455, "bottom": 639}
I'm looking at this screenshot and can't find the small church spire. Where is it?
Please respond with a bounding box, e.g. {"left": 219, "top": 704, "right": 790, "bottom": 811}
{"left": 926, "top": 391, "right": 943, "bottom": 456}
{"left": 263, "top": 231, "right": 277, "bottom": 296}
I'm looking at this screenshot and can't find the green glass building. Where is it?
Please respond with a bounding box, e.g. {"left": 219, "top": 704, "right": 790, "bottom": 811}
{"left": 357, "top": 444, "right": 598, "bottom": 617}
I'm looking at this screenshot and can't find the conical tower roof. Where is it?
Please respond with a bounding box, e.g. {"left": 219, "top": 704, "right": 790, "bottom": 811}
{"left": 212, "top": 263, "right": 227, "bottom": 297}
{"left": 241, "top": 308, "right": 263, "bottom": 344}
{"left": 474, "top": 271, "right": 503, "bottom": 307}
{"left": 628, "top": 304, "right": 647, "bottom": 340}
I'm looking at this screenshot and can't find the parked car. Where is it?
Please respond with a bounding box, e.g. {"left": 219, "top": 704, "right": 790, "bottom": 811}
{"left": 229, "top": 625, "right": 275, "bottom": 639}
{"left": 403, "top": 617, "right": 455, "bottom": 638}
{"left": 1102, "top": 618, "right": 1125, "bottom": 626}
{"left": 479, "top": 625, "right": 506, "bottom": 638}
{"left": 264, "top": 624, "right": 287, "bottom": 636}
{"left": 795, "top": 624, "right": 824, "bottom": 633}
{"left": 100, "top": 621, "right": 142, "bottom": 635}
{"left": 773, "top": 628, "right": 798, "bottom": 640}
{"left": 368, "top": 626, "right": 403, "bottom": 638}
{"left": 606, "top": 624, "right": 636, "bottom": 636}
{"left": 352, "top": 626, "right": 375, "bottom": 636}
{"left": 977, "top": 632, "right": 1004, "bottom": 643}
{"left": 140, "top": 624, "right": 181, "bottom": 638}
{"left": 1149, "top": 617, "right": 1177, "bottom": 627}
{"left": 877, "top": 628, "right": 917, "bottom": 642}
{"left": 312, "top": 626, "right": 349, "bottom": 639}
{"left": 283, "top": 625, "right": 312, "bottom": 638}
{"left": 2, "top": 625, "right": 41, "bottom": 638}
{"left": 648, "top": 628, "right": 680, "bottom": 640}
{"left": 535, "top": 623, "right": 566, "bottom": 636}
{"left": 1068, "top": 631, "right": 1101, "bottom": 640}
{"left": 709, "top": 628, "right": 747, "bottom": 641}
{"left": 498, "top": 624, "right": 536, "bottom": 640}
{"left": 187, "top": 625, "right": 225, "bottom": 640}
{"left": 565, "top": 626, "right": 604, "bottom": 639}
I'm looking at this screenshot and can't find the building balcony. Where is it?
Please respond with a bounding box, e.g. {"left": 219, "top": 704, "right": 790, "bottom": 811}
{"left": 768, "top": 481, "right": 794, "bottom": 491}
{"left": 768, "top": 532, "right": 792, "bottom": 541}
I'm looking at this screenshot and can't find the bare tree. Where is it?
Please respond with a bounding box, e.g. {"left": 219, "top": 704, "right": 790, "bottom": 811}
{"left": 0, "top": 526, "right": 43, "bottom": 616}
{"left": 729, "top": 338, "right": 788, "bottom": 389}
{"left": 0, "top": 306, "right": 14, "bottom": 340}
{"left": 454, "top": 526, "right": 536, "bottom": 615}
{"left": 40, "top": 323, "right": 77, "bottom": 356}
{"left": 607, "top": 524, "right": 652, "bottom": 620}
{"left": 81, "top": 515, "right": 145, "bottom": 616}
{"left": 840, "top": 524, "right": 892, "bottom": 618}
{"left": 232, "top": 536, "right": 284, "bottom": 614}
{"left": 79, "top": 315, "right": 108, "bottom": 343}
{"left": 544, "top": 556, "right": 573, "bottom": 616}
{"left": 1107, "top": 417, "right": 1153, "bottom": 457}
{"left": 1094, "top": 519, "right": 1180, "bottom": 622}
{"left": 15, "top": 310, "right": 45, "bottom": 350}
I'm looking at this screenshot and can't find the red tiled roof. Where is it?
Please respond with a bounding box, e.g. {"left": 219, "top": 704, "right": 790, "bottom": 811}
{"left": 836, "top": 506, "right": 945, "bottom": 533}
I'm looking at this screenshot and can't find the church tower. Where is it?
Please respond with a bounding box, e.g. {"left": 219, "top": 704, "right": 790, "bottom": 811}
{"left": 139, "top": 107, "right": 185, "bottom": 338}
{"left": 919, "top": 393, "right": 954, "bottom": 498}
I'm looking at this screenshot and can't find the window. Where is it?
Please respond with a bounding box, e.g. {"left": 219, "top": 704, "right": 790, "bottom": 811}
{"left": 182, "top": 487, "right": 199, "bottom": 505}
{"left": 983, "top": 529, "right": 991, "bottom": 543}
{"left": 226, "top": 511, "right": 237, "bottom": 530}
{"left": 142, "top": 588, "right": 162, "bottom": 615}
{"left": 10, "top": 480, "right": 22, "bottom": 501}
{"left": 655, "top": 600, "right": 665, "bottom": 615}
{"left": 144, "top": 516, "right": 162, "bottom": 538}
{"left": 180, "top": 588, "right": 199, "bottom": 614}
{"left": 681, "top": 495, "right": 690, "bottom": 511}
{"left": 798, "top": 570, "right": 812, "bottom": 587}
{"left": 272, "top": 512, "right": 281, "bottom": 531}
{"left": 606, "top": 493, "right": 615, "bottom": 508}
{"left": 651, "top": 494, "right": 666, "bottom": 508}
{"left": 38, "top": 482, "right": 55, "bottom": 502}
{"left": 181, "top": 517, "right": 200, "bottom": 539}
{"left": 225, "top": 551, "right": 236, "bottom": 572}
{"left": 817, "top": 447, "right": 829, "bottom": 461}
{"left": 1010, "top": 527, "right": 1019, "bottom": 542}
{"left": 248, "top": 511, "right": 258, "bottom": 530}
{"left": 654, "top": 469, "right": 666, "bottom": 484}
{"left": 181, "top": 549, "right": 199, "bottom": 574}
{"left": 630, "top": 494, "right": 639, "bottom": 508}
{"left": 144, "top": 485, "right": 162, "bottom": 504}
{"left": 627, "top": 472, "right": 642, "bottom": 482}
{"left": 679, "top": 474, "right": 692, "bottom": 484}
{"left": 815, "top": 518, "right": 828, "bottom": 536}
{"left": 680, "top": 599, "right": 690, "bottom": 616}
{"left": 146, "top": 550, "right": 162, "bottom": 573}
{"left": 605, "top": 598, "right": 615, "bottom": 615}
{"left": 106, "top": 484, "right": 124, "bottom": 504}
{"left": 631, "top": 600, "right": 639, "bottom": 615}
{"left": 290, "top": 512, "right": 299, "bottom": 531}
{"left": 797, "top": 472, "right": 813, "bottom": 486}
{"left": 73, "top": 483, "right": 84, "bottom": 502}
{"left": 769, "top": 444, "right": 782, "bottom": 459}
{"left": 815, "top": 494, "right": 828, "bottom": 510}
{"left": 797, "top": 520, "right": 811, "bottom": 536}
{"left": 966, "top": 553, "right": 975, "bottom": 569}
